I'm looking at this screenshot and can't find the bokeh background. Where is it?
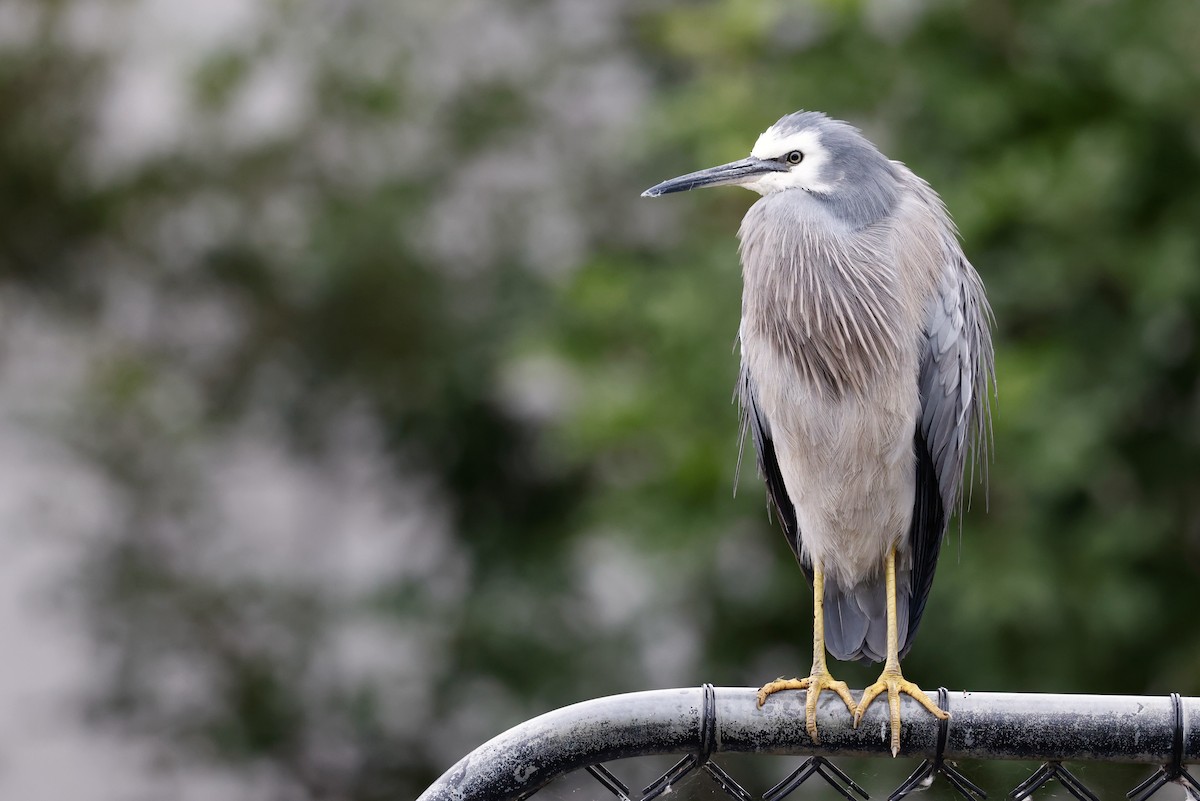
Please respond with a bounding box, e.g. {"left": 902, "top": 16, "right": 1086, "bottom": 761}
{"left": 4, "top": 0, "right": 1200, "bottom": 798}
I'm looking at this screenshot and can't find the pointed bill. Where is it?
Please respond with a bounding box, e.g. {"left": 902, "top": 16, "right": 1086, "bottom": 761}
{"left": 641, "top": 157, "right": 787, "bottom": 197}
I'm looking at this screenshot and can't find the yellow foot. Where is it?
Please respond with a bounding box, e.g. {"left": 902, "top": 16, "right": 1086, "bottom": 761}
{"left": 852, "top": 668, "right": 948, "bottom": 757}
{"left": 757, "top": 673, "right": 857, "bottom": 744}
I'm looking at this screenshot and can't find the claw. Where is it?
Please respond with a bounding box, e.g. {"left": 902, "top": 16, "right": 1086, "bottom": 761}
{"left": 758, "top": 672, "right": 857, "bottom": 743}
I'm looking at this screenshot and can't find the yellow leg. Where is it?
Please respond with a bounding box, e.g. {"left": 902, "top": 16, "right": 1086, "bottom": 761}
{"left": 756, "top": 563, "right": 857, "bottom": 743}
{"left": 852, "top": 547, "right": 948, "bottom": 756}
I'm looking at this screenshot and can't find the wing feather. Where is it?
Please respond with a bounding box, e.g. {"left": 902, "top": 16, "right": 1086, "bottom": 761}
{"left": 905, "top": 243, "right": 994, "bottom": 654}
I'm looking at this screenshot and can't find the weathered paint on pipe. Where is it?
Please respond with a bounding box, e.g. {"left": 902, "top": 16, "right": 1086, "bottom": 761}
{"left": 417, "top": 687, "right": 1200, "bottom": 801}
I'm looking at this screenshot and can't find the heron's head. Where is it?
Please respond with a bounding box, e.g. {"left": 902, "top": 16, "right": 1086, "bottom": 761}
{"left": 642, "top": 111, "right": 896, "bottom": 205}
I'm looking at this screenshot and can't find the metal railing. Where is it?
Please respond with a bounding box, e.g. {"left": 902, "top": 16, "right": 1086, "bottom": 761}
{"left": 417, "top": 685, "right": 1200, "bottom": 801}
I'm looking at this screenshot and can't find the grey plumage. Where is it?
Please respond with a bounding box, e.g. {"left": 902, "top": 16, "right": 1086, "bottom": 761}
{"left": 645, "top": 111, "right": 994, "bottom": 665}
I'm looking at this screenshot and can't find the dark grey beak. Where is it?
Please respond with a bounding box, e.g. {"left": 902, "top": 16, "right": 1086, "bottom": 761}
{"left": 641, "top": 157, "right": 786, "bottom": 197}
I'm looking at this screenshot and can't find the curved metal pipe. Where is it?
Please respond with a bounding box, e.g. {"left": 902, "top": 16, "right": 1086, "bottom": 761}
{"left": 417, "top": 686, "right": 1200, "bottom": 801}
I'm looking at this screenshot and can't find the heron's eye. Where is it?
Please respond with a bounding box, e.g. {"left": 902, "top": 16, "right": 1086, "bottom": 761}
{"left": 785, "top": 150, "right": 804, "bottom": 165}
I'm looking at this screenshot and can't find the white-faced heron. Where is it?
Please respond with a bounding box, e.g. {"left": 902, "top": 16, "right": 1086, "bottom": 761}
{"left": 643, "top": 111, "right": 994, "bottom": 755}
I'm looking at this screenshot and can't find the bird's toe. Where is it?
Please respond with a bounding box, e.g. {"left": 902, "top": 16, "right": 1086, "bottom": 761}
{"left": 854, "top": 668, "right": 947, "bottom": 757}
{"left": 757, "top": 671, "right": 857, "bottom": 744}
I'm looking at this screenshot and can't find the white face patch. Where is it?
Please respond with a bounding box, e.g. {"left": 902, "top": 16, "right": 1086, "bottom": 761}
{"left": 744, "top": 127, "right": 836, "bottom": 196}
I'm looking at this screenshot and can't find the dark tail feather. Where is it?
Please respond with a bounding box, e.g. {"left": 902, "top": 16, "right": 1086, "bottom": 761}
{"left": 822, "top": 571, "right": 912, "bottom": 665}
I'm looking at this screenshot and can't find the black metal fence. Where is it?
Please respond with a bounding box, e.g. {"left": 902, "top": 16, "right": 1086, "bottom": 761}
{"left": 417, "top": 686, "right": 1200, "bottom": 801}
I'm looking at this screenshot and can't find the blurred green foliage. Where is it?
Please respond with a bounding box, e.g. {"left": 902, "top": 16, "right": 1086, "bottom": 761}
{"left": 3, "top": 0, "right": 1200, "bottom": 798}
